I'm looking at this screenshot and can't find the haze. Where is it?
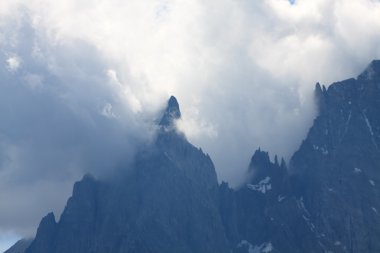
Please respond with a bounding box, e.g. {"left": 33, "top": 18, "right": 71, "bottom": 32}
{"left": 1, "top": 0, "right": 380, "bottom": 251}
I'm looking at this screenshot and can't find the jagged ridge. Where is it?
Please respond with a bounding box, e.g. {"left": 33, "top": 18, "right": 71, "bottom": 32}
{"left": 14, "top": 60, "right": 380, "bottom": 253}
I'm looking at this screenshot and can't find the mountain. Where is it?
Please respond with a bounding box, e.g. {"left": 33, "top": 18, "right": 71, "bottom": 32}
{"left": 219, "top": 60, "right": 380, "bottom": 252}
{"left": 9, "top": 60, "right": 380, "bottom": 253}
{"left": 288, "top": 60, "right": 380, "bottom": 252}
{"left": 24, "top": 96, "right": 229, "bottom": 253}
{"left": 220, "top": 149, "right": 328, "bottom": 253}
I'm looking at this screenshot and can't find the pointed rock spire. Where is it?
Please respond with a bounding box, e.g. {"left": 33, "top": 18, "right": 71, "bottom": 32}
{"left": 249, "top": 148, "right": 271, "bottom": 170}
{"left": 274, "top": 155, "right": 279, "bottom": 166}
{"left": 315, "top": 82, "right": 327, "bottom": 114}
{"left": 159, "top": 96, "right": 181, "bottom": 128}
{"left": 315, "top": 82, "right": 327, "bottom": 98}
{"left": 26, "top": 212, "right": 57, "bottom": 253}
{"left": 315, "top": 82, "right": 323, "bottom": 95}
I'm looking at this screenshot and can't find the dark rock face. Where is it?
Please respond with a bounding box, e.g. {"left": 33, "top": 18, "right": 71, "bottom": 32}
{"left": 220, "top": 149, "right": 327, "bottom": 253}
{"left": 159, "top": 96, "right": 181, "bottom": 128}
{"left": 289, "top": 60, "right": 380, "bottom": 252}
{"left": 20, "top": 61, "right": 380, "bottom": 253}
{"left": 219, "top": 60, "right": 380, "bottom": 252}
{"left": 26, "top": 213, "right": 57, "bottom": 253}
{"left": 24, "top": 97, "right": 229, "bottom": 253}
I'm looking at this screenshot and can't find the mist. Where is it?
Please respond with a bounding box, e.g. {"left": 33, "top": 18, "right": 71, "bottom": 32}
{"left": 1, "top": 0, "right": 380, "bottom": 247}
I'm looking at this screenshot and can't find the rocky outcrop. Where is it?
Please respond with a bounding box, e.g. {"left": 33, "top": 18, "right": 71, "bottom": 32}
{"left": 289, "top": 60, "right": 380, "bottom": 252}
{"left": 24, "top": 96, "right": 229, "bottom": 253}
{"left": 17, "top": 60, "right": 380, "bottom": 253}
{"left": 219, "top": 60, "right": 380, "bottom": 252}
{"left": 220, "top": 149, "right": 328, "bottom": 253}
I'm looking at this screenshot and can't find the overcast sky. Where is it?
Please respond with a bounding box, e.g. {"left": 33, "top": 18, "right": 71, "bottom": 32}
{"left": 1, "top": 0, "right": 380, "bottom": 251}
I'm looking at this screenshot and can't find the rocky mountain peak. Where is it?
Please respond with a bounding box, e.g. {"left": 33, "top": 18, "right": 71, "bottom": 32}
{"left": 246, "top": 148, "right": 288, "bottom": 197}
{"left": 11, "top": 60, "right": 380, "bottom": 253}
{"left": 159, "top": 96, "right": 181, "bottom": 128}
{"left": 248, "top": 148, "right": 287, "bottom": 174}
{"left": 23, "top": 94, "right": 228, "bottom": 253}
{"left": 25, "top": 213, "right": 57, "bottom": 253}
{"left": 71, "top": 173, "right": 96, "bottom": 198}
{"left": 358, "top": 59, "right": 380, "bottom": 80}
{"left": 249, "top": 148, "right": 271, "bottom": 170}
{"left": 314, "top": 82, "right": 329, "bottom": 115}
{"left": 38, "top": 212, "right": 56, "bottom": 229}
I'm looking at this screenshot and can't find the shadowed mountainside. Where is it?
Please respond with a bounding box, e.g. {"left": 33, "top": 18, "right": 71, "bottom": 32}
{"left": 8, "top": 60, "right": 380, "bottom": 253}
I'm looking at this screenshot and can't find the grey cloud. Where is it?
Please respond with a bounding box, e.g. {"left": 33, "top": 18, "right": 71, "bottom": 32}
{"left": 0, "top": 15, "right": 154, "bottom": 238}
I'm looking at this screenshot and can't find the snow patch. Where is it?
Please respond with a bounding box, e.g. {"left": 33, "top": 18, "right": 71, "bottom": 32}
{"left": 297, "top": 197, "right": 318, "bottom": 233}
{"left": 313, "top": 145, "right": 328, "bottom": 155}
{"left": 334, "top": 241, "right": 341, "bottom": 246}
{"left": 369, "top": 180, "right": 375, "bottom": 186}
{"left": 278, "top": 195, "right": 285, "bottom": 202}
{"left": 259, "top": 242, "right": 273, "bottom": 253}
{"left": 364, "top": 115, "right": 374, "bottom": 136}
{"left": 342, "top": 111, "right": 352, "bottom": 140}
{"left": 247, "top": 177, "right": 272, "bottom": 194}
{"left": 372, "top": 207, "right": 378, "bottom": 214}
{"left": 302, "top": 215, "right": 316, "bottom": 232}
{"left": 296, "top": 197, "right": 310, "bottom": 216}
{"left": 362, "top": 112, "right": 379, "bottom": 150}
{"left": 353, "top": 168, "right": 362, "bottom": 173}
{"left": 237, "top": 241, "right": 273, "bottom": 253}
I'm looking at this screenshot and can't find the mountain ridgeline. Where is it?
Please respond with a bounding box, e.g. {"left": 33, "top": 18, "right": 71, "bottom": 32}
{"left": 18, "top": 60, "right": 380, "bottom": 253}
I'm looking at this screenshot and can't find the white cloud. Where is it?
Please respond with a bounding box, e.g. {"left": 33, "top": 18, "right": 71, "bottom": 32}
{"left": 1, "top": 0, "right": 380, "bottom": 242}
{"left": 100, "top": 103, "right": 118, "bottom": 119}
{"left": 6, "top": 56, "right": 21, "bottom": 71}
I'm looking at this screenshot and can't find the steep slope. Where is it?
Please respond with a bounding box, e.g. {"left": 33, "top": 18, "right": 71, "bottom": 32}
{"left": 289, "top": 60, "right": 380, "bottom": 252}
{"left": 220, "top": 149, "right": 329, "bottom": 253}
{"left": 25, "top": 96, "right": 229, "bottom": 253}
{"left": 219, "top": 60, "right": 380, "bottom": 253}
{"left": 14, "top": 60, "right": 380, "bottom": 253}
{"left": 4, "top": 239, "right": 32, "bottom": 253}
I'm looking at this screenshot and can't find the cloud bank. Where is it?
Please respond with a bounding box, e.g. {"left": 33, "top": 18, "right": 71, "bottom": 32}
{"left": 1, "top": 0, "right": 380, "bottom": 246}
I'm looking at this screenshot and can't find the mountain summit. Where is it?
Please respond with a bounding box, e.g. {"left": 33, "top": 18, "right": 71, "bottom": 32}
{"left": 12, "top": 60, "right": 380, "bottom": 253}
{"left": 24, "top": 96, "right": 228, "bottom": 253}
{"left": 358, "top": 59, "right": 380, "bottom": 80}
{"left": 159, "top": 96, "right": 181, "bottom": 128}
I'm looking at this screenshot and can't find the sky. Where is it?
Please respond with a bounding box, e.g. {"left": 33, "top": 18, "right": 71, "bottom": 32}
{"left": 1, "top": 0, "right": 380, "bottom": 251}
